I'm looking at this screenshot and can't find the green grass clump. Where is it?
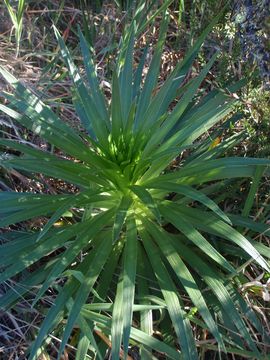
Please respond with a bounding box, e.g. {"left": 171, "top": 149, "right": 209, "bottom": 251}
{"left": 3, "top": 0, "right": 26, "bottom": 56}
{"left": 0, "top": 6, "right": 269, "bottom": 360}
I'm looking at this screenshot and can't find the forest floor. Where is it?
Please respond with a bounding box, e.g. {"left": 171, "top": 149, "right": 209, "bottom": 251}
{"left": 0, "top": 1, "right": 269, "bottom": 359}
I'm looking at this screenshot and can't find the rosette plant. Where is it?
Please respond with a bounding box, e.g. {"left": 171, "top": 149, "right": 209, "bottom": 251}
{"left": 0, "top": 9, "right": 270, "bottom": 360}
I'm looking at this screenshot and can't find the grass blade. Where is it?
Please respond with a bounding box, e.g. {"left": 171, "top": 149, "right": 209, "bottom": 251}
{"left": 122, "top": 215, "right": 137, "bottom": 356}
{"left": 141, "top": 229, "right": 198, "bottom": 360}
{"left": 149, "top": 182, "right": 231, "bottom": 224}
{"left": 113, "top": 195, "right": 132, "bottom": 243}
{"left": 242, "top": 166, "right": 265, "bottom": 217}
{"left": 145, "top": 218, "right": 226, "bottom": 351}
{"left": 130, "top": 185, "right": 161, "bottom": 223}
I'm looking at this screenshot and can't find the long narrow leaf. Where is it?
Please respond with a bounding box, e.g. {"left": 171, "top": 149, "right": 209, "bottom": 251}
{"left": 122, "top": 215, "right": 137, "bottom": 356}
{"left": 141, "top": 229, "right": 198, "bottom": 360}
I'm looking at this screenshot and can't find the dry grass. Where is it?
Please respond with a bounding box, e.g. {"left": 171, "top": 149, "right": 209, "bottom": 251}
{"left": 0, "top": 1, "right": 269, "bottom": 359}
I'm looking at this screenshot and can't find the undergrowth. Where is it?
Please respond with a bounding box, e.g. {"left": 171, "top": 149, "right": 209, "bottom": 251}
{"left": 0, "top": 1, "right": 269, "bottom": 359}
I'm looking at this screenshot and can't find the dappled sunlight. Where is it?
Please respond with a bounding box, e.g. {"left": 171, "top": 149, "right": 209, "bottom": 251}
{"left": 0, "top": 1, "right": 269, "bottom": 358}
